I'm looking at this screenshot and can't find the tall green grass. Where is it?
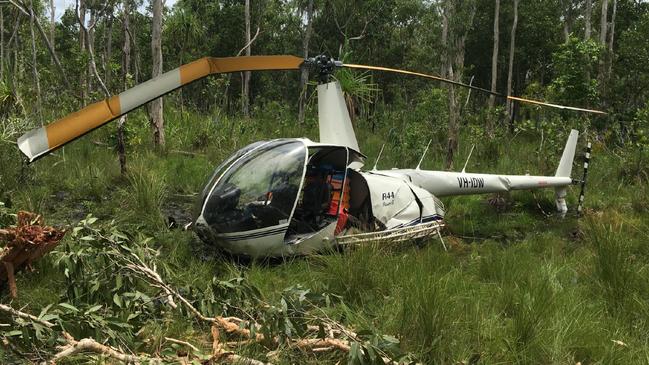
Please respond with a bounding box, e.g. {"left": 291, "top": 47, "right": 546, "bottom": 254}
{"left": 3, "top": 103, "right": 649, "bottom": 363}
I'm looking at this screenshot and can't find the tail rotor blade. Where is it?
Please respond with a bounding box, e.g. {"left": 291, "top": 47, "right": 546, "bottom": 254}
{"left": 17, "top": 55, "right": 303, "bottom": 162}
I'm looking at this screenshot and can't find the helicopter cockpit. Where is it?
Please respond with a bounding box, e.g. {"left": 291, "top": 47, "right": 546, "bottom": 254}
{"left": 193, "top": 138, "right": 367, "bottom": 257}
{"left": 201, "top": 140, "right": 306, "bottom": 234}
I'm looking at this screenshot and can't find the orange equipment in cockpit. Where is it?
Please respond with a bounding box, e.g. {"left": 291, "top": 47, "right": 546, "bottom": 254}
{"left": 327, "top": 173, "right": 350, "bottom": 234}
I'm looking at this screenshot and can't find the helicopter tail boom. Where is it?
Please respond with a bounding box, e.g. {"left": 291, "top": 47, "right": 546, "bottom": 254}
{"left": 374, "top": 129, "right": 580, "bottom": 214}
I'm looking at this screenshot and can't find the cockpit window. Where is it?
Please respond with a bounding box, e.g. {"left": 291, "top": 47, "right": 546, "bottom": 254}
{"left": 195, "top": 141, "right": 267, "bottom": 219}
{"left": 203, "top": 140, "right": 306, "bottom": 233}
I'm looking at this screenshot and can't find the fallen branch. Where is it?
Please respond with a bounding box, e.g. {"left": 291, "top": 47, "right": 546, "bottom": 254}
{"left": 0, "top": 303, "right": 55, "bottom": 328}
{"left": 212, "top": 324, "right": 272, "bottom": 365}
{"left": 50, "top": 332, "right": 145, "bottom": 364}
{"left": 120, "top": 254, "right": 177, "bottom": 309}
{"left": 120, "top": 243, "right": 403, "bottom": 364}
{"left": 164, "top": 337, "right": 200, "bottom": 353}
{"left": 294, "top": 338, "right": 351, "bottom": 352}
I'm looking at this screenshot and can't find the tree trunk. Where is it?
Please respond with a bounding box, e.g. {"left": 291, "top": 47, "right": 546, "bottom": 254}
{"left": 584, "top": 0, "right": 592, "bottom": 41}
{"left": 598, "top": 0, "right": 609, "bottom": 89}
{"left": 488, "top": 0, "right": 499, "bottom": 109}
{"left": 117, "top": 2, "right": 132, "bottom": 176}
{"left": 79, "top": 0, "right": 86, "bottom": 103}
{"left": 29, "top": 1, "right": 43, "bottom": 124}
{"left": 444, "top": 0, "right": 476, "bottom": 170}
{"left": 505, "top": 0, "right": 519, "bottom": 125}
{"left": 1, "top": 7, "right": 4, "bottom": 80}
{"left": 242, "top": 0, "right": 251, "bottom": 118}
{"left": 606, "top": 0, "right": 616, "bottom": 79}
{"left": 599, "top": 0, "right": 608, "bottom": 46}
{"left": 87, "top": 9, "right": 95, "bottom": 94}
{"left": 150, "top": 0, "right": 164, "bottom": 146}
{"left": 563, "top": 21, "right": 570, "bottom": 43}
{"left": 105, "top": 15, "right": 113, "bottom": 90}
{"left": 49, "top": 0, "right": 55, "bottom": 53}
{"left": 440, "top": 0, "right": 448, "bottom": 78}
{"left": 81, "top": 16, "right": 109, "bottom": 97}
{"left": 129, "top": 15, "right": 140, "bottom": 83}
{"left": 12, "top": 18, "right": 20, "bottom": 89}
{"left": 298, "top": 0, "right": 314, "bottom": 125}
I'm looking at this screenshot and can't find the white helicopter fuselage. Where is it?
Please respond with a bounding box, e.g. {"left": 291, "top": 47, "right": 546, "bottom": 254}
{"left": 191, "top": 80, "right": 580, "bottom": 258}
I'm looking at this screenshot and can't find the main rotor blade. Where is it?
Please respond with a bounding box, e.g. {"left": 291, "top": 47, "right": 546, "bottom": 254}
{"left": 507, "top": 96, "right": 607, "bottom": 115}
{"left": 17, "top": 55, "right": 303, "bottom": 162}
{"left": 343, "top": 63, "right": 502, "bottom": 97}
{"left": 343, "top": 63, "right": 607, "bottom": 115}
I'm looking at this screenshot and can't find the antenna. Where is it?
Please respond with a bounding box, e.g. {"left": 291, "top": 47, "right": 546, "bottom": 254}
{"left": 461, "top": 144, "right": 475, "bottom": 173}
{"left": 416, "top": 139, "right": 432, "bottom": 170}
{"left": 372, "top": 144, "right": 385, "bottom": 170}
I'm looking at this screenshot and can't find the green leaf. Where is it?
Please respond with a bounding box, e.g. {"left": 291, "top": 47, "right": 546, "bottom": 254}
{"left": 58, "top": 303, "right": 79, "bottom": 312}
{"left": 40, "top": 314, "right": 59, "bottom": 322}
{"left": 38, "top": 304, "right": 53, "bottom": 319}
{"left": 85, "top": 305, "right": 102, "bottom": 314}
{"left": 113, "top": 293, "right": 123, "bottom": 308}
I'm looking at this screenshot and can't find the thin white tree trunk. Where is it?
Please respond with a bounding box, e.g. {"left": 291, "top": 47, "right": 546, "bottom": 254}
{"left": 488, "top": 0, "right": 499, "bottom": 109}
{"left": 599, "top": 0, "right": 608, "bottom": 46}
{"left": 584, "top": 0, "right": 592, "bottom": 41}
{"left": 1, "top": 7, "right": 4, "bottom": 80}
{"left": 117, "top": 2, "right": 131, "bottom": 176}
{"left": 445, "top": 0, "right": 476, "bottom": 169}
{"left": 598, "top": 0, "right": 609, "bottom": 86}
{"left": 29, "top": 1, "right": 43, "bottom": 124}
{"left": 150, "top": 0, "right": 164, "bottom": 146}
{"left": 49, "top": 0, "right": 55, "bottom": 52}
{"left": 79, "top": 0, "right": 86, "bottom": 103}
{"left": 87, "top": 9, "right": 95, "bottom": 93}
{"left": 105, "top": 15, "right": 113, "bottom": 89}
{"left": 242, "top": 0, "right": 251, "bottom": 118}
{"left": 440, "top": 0, "right": 448, "bottom": 78}
{"left": 298, "top": 0, "right": 314, "bottom": 124}
{"left": 607, "top": 0, "right": 616, "bottom": 79}
{"left": 505, "top": 0, "right": 518, "bottom": 123}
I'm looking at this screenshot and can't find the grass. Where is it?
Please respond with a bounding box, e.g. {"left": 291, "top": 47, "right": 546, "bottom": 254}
{"left": 2, "top": 103, "right": 649, "bottom": 363}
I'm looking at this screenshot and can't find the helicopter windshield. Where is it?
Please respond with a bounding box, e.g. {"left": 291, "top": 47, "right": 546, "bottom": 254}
{"left": 203, "top": 140, "right": 306, "bottom": 234}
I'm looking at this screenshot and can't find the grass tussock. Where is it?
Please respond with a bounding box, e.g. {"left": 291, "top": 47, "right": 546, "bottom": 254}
{"left": 121, "top": 161, "right": 168, "bottom": 229}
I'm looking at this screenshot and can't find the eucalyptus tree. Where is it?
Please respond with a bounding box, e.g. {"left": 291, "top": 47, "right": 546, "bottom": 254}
{"left": 150, "top": 0, "right": 164, "bottom": 146}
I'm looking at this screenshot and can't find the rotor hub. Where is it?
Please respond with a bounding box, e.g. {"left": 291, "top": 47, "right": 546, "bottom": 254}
{"left": 303, "top": 55, "right": 342, "bottom": 83}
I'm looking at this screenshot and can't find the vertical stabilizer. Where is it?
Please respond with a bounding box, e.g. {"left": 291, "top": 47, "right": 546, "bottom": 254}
{"left": 555, "top": 129, "right": 579, "bottom": 216}
{"left": 317, "top": 81, "right": 360, "bottom": 152}
{"left": 555, "top": 129, "right": 579, "bottom": 177}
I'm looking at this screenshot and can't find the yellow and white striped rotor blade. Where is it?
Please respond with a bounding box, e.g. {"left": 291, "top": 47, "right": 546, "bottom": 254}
{"left": 17, "top": 55, "right": 304, "bottom": 162}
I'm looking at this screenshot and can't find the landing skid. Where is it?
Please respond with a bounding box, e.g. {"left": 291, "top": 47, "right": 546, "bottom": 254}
{"left": 336, "top": 220, "right": 445, "bottom": 246}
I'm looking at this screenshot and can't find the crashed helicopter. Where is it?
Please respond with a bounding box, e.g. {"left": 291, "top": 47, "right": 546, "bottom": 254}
{"left": 16, "top": 55, "right": 605, "bottom": 258}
